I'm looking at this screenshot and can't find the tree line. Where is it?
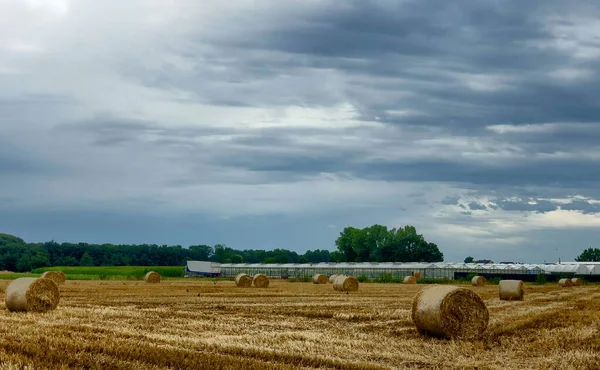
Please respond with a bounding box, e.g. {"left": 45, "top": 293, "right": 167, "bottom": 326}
{"left": 0, "top": 224, "right": 444, "bottom": 272}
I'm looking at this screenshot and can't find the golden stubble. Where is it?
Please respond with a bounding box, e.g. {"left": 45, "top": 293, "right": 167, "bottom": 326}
{"left": 0, "top": 280, "right": 598, "bottom": 369}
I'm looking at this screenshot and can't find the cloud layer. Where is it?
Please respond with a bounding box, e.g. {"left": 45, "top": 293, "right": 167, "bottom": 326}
{"left": 1, "top": 0, "right": 600, "bottom": 262}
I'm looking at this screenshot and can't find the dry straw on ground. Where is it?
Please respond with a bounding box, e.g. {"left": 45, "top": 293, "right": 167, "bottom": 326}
{"left": 40, "top": 271, "right": 64, "bottom": 286}
{"left": 558, "top": 278, "right": 573, "bottom": 287}
{"left": 235, "top": 273, "right": 252, "bottom": 287}
{"left": 333, "top": 275, "right": 359, "bottom": 292}
{"left": 412, "top": 285, "right": 489, "bottom": 340}
{"left": 253, "top": 274, "right": 269, "bottom": 288}
{"left": 312, "top": 274, "right": 328, "bottom": 284}
{"left": 471, "top": 276, "right": 486, "bottom": 286}
{"left": 571, "top": 277, "right": 583, "bottom": 286}
{"left": 403, "top": 276, "right": 416, "bottom": 284}
{"left": 144, "top": 271, "right": 161, "bottom": 284}
{"left": 4, "top": 277, "right": 60, "bottom": 312}
{"left": 499, "top": 280, "right": 524, "bottom": 301}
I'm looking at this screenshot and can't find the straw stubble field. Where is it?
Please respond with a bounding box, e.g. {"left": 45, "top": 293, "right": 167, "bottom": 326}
{"left": 0, "top": 280, "right": 598, "bottom": 369}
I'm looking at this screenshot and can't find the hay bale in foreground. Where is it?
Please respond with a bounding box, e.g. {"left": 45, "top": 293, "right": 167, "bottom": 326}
{"left": 571, "top": 277, "right": 583, "bottom": 286}
{"left": 253, "top": 274, "right": 269, "bottom": 288}
{"left": 144, "top": 271, "right": 161, "bottom": 283}
{"left": 333, "top": 275, "right": 359, "bottom": 292}
{"left": 5, "top": 277, "right": 60, "bottom": 312}
{"left": 471, "top": 276, "right": 486, "bottom": 287}
{"left": 312, "top": 274, "right": 328, "bottom": 284}
{"left": 235, "top": 273, "right": 252, "bottom": 287}
{"left": 404, "top": 276, "right": 416, "bottom": 284}
{"left": 328, "top": 274, "right": 338, "bottom": 284}
{"left": 499, "top": 280, "right": 524, "bottom": 301}
{"left": 558, "top": 278, "right": 573, "bottom": 287}
{"left": 412, "top": 285, "right": 489, "bottom": 340}
{"left": 40, "top": 271, "right": 64, "bottom": 286}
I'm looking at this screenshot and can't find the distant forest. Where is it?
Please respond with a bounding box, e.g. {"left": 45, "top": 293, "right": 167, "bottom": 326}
{"left": 0, "top": 224, "right": 444, "bottom": 272}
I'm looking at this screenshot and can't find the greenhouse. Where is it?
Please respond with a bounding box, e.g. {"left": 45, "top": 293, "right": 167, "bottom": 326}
{"left": 209, "top": 261, "right": 600, "bottom": 280}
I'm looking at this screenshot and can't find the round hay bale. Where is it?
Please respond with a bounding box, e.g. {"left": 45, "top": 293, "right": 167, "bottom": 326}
{"left": 56, "top": 271, "right": 66, "bottom": 283}
{"left": 328, "top": 274, "right": 338, "bottom": 284}
{"left": 404, "top": 276, "right": 416, "bottom": 284}
{"left": 414, "top": 272, "right": 421, "bottom": 279}
{"left": 471, "top": 276, "right": 486, "bottom": 287}
{"left": 5, "top": 277, "right": 60, "bottom": 312}
{"left": 253, "top": 273, "right": 269, "bottom": 288}
{"left": 144, "top": 271, "right": 161, "bottom": 283}
{"left": 558, "top": 278, "right": 573, "bottom": 287}
{"left": 40, "top": 271, "right": 64, "bottom": 286}
{"left": 571, "top": 277, "right": 583, "bottom": 286}
{"left": 235, "top": 273, "right": 252, "bottom": 287}
{"left": 498, "top": 280, "right": 524, "bottom": 301}
{"left": 333, "top": 275, "right": 359, "bottom": 292}
{"left": 312, "top": 274, "right": 328, "bottom": 284}
{"left": 412, "top": 285, "right": 489, "bottom": 340}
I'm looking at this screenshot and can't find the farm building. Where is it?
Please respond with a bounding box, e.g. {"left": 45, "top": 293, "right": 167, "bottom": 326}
{"left": 185, "top": 261, "right": 600, "bottom": 282}
{"left": 185, "top": 261, "right": 221, "bottom": 277}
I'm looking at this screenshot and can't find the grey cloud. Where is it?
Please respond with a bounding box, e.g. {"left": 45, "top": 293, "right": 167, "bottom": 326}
{"left": 560, "top": 200, "right": 600, "bottom": 214}
{"left": 491, "top": 198, "right": 558, "bottom": 214}
{"left": 468, "top": 202, "right": 487, "bottom": 211}
{"left": 441, "top": 196, "right": 460, "bottom": 205}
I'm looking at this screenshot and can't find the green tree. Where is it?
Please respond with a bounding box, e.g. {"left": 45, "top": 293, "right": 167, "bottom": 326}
{"left": 31, "top": 250, "right": 50, "bottom": 269}
{"left": 575, "top": 248, "right": 600, "bottom": 262}
{"left": 79, "top": 252, "right": 95, "bottom": 266}
{"left": 16, "top": 254, "right": 32, "bottom": 272}
{"left": 464, "top": 256, "right": 474, "bottom": 263}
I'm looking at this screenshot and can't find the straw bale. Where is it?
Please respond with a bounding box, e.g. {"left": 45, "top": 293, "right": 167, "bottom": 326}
{"left": 144, "top": 271, "right": 161, "bottom": 283}
{"left": 498, "top": 280, "right": 524, "bottom": 301}
{"left": 40, "top": 271, "right": 64, "bottom": 286}
{"left": 312, "top": 274, "right": 328, "bottom": 284}
{"left": 235, "top": 273, "right": 252, "bottom": 287}
{"left": 471, "top": 276, "right": 486, "bottom": 287}
{"left": 558, "top": 278, "right": 573, "bottom": 287}
{"left": 414, "top": 272, "right": 421, "bottom": 279}
{"left": 328, "top": 274, "right": 338, "bottom": 284}
{"left": 333, "top": 275, "right": 359, "bottom": 292}
{"left": 253, "top": 273, "right": 269, "bottom": 288}
{"left": 5, "top": 277, "right": 60, "bottom": 312}
{"left": 404, "top": 276, "right": 417, "bottom": 284}
{"left": 412, "top": 285, "right": 489, "bottom": 340}
{"left": 571, "top": 277, "right": 583, "bottom": 286}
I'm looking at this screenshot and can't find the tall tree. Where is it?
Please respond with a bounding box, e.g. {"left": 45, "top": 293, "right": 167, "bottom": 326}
{"left": 575, "top": 248, "right": 600, "bottom": 262}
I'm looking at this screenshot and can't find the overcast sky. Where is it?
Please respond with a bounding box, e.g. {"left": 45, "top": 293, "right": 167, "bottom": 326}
{"left": 1, "top": 0, "right": 600, "bottom": 262}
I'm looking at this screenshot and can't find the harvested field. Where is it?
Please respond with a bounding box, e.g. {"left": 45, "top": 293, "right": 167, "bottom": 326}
{"left": 0, "top": 280, "right": 598, "bottom": 369}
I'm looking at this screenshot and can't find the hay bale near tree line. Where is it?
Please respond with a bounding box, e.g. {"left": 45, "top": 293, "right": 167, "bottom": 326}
{"left": 404, "top": 276, "right": 416, "bottom": 284}
{"left": 558, "top": 278, "right": 573, "bottom": 288}
{"left": 499, "top": 280, "right": 524, "bottom": 301}
{"left": 412, "top": 285, "right": 489, "bottom": 340}
{"left": 144, "top": 271, "right": 161, "bottom": 283}
{"left": 40, "top": 271, "right": 65, "bottom": 286}
{"left": 333, "top": 275, "right": 359, "bottom": 292}
{"left": 5, "top": 277, "right": 60, "bottom": 312}
{"left": 471, "top": 276, "right": 486, "bottom": 287}
{"left": 571, "top": 278, "right": 583, "bottom": 286}
{"left": 253, "top": 273, "right": 269, "bottom": 288}
{"left": 328, "top": 274, "right": 338, "bottom": 284}
{"left": 312, "top": 274, "right": 328, "bottom": 284}
{"left": 235, "top": 273, "right": 252, "bottom": 287}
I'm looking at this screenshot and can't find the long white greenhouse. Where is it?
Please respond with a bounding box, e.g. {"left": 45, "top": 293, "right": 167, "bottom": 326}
{"left": 186, "top": 261, "right": 600, "bottom": 281}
